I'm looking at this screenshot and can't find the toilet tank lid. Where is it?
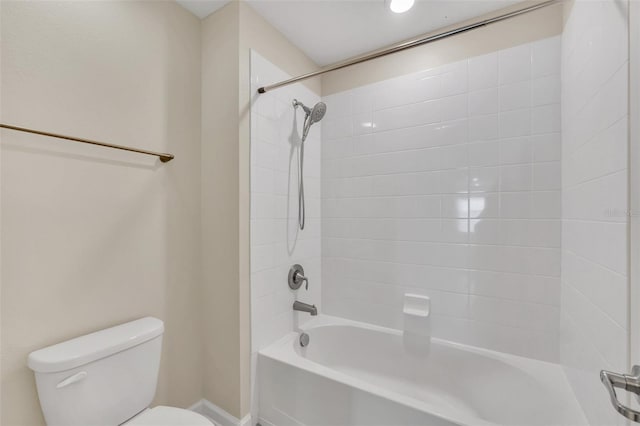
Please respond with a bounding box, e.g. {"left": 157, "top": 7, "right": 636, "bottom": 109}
{"left": 28, "top": 317, "right": 164, "bottom": 373}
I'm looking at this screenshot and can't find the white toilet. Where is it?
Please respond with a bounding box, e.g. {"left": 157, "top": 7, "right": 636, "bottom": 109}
{"left": 27, "top": 317, "right": 213, "bottom": 426}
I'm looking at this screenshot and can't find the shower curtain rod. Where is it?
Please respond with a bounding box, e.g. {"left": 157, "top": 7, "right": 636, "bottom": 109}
{"left": 257, "top": 0, "right": 558, "bottom": 94}
{"left": 0, "top": 123, "right": 174, "bottom": 162}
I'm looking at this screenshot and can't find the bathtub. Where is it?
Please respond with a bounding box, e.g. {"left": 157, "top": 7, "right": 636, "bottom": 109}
{"left": 258, "top": 316, "right": 587, "bottom": 426}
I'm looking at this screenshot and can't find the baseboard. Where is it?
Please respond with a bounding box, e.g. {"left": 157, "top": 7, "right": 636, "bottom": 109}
{"left": 189, "top": 399, "right": 252, "bottom": 426}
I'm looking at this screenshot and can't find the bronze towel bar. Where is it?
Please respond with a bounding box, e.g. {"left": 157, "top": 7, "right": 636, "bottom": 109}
{"left": 0, "top": 123, "right": 174, "bottom": 163}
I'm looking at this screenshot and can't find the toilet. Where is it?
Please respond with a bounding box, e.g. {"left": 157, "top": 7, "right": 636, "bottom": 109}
{"left": 27, "top": 317, "right": 213, "bottom": 426}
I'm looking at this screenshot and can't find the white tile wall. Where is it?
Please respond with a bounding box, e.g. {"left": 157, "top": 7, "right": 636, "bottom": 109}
{"left": 560, "top": 1, "right": 629, "bottom": 425}
{"left": 250, "top": 51, "right": 322, "bottom": 354}
{"left": 321, "top": 36, "right": 562, "bottom": 362}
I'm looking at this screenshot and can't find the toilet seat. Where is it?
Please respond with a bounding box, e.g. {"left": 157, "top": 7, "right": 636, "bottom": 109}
{"left": 125, "top": 406, "right": 214, "bottom": 426}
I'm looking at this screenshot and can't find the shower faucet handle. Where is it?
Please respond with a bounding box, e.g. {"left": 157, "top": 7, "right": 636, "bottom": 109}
{"left": 288, "top": 264, "right": 308, "bottom": 290}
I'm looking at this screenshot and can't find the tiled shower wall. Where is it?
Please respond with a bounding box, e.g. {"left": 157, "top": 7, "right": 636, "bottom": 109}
{"left": 250, "top": 51, "right": 322, "bottom": 353}
{"left": 321, "top": 36, "right": 562, "bottom": 362}
{"left": 560, "top": 1, "right": 629, "bottom": 425}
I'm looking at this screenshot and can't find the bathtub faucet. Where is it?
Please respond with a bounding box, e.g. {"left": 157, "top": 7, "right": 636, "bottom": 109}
{"left": 293, "top": 300, "right": 317, "bottom": 316}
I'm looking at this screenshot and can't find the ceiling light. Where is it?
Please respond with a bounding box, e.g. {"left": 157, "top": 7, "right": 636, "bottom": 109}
{"left": 388, "top": 0, "right": 415, "bottom": 14}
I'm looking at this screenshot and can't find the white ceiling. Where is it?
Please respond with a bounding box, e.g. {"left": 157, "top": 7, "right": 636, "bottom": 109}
{"left": 177, "top": 0, "right": 521, "bottom": 65}
{"left": 176, "top": 0, "right": 231, "bottom": 19}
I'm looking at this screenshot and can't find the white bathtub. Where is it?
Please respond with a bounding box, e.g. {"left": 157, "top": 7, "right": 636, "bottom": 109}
{"left": 258, "top": 316, "right": 587, "bottom": 426}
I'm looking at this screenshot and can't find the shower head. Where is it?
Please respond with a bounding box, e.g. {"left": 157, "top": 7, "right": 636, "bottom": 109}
{"left": 309, "top": 102, "right": 327, "bottom": 124}
{"left": 293, "top": 99, "right": 327, "bottom": 141}
{"left": 292, "top": 100, "right": 327, "bottom": 231}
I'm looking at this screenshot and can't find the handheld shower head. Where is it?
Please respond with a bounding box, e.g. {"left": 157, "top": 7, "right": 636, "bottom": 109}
{"left": 293, "top": 99, "right": 327, "bottom": 142}
{"left": 309, "top": 102, "right": 327, "bottom": 124}
{"left": 292, "top": 99, "right": 328, "bottom": 231}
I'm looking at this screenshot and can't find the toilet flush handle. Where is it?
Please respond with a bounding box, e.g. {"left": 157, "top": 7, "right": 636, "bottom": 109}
{"left": 56, "top": 371, "right": 87, "bottom": 389}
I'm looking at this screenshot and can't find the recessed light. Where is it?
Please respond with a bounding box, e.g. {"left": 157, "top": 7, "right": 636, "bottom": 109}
{"left": 387, "top": 0, "right": 415, "bottom": 14}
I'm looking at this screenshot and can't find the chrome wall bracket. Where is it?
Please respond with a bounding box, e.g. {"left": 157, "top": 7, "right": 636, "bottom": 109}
{"left": 601, "top": 366, "right": 640, "bottom": 422}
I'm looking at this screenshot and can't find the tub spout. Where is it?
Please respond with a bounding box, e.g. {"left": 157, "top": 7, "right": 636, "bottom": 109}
{"left": 293, "top": 300, "right": 317, "bottom": 316}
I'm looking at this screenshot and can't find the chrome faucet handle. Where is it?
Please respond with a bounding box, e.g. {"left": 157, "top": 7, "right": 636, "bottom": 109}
{"left": 288, "top": 264, "right": 309, "bottom": 290}
{"left": 298, "top": 272, "right": 309, "bottom": 290}
{"left": 601, "top": 366, "right": 640, "bottom": 422}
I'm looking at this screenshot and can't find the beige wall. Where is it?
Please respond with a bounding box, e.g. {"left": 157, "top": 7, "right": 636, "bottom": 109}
{"left": 0, "top": 0, "right": 318, "bottom": 422}
{"left": 322, "top": 0, "right": 563, "bottom": 94}
{"left": 201, "top": 0, "right": 242, "bottom": 418}
{"left": 0, "top": 1, "right": 203, "bottom": 425}
{"left": 1, "top": 0, "right": 4, "bottom": 422}
{"left": 201, "top": 1, "right": 319, "bottom": 418}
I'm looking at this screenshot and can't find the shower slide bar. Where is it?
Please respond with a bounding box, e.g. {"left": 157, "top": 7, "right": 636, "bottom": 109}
{"left": 257, "top": 0, "right": 559, "bottom": 94}
{"left": 0, "top": 123, "right": 174, "bottom": 163}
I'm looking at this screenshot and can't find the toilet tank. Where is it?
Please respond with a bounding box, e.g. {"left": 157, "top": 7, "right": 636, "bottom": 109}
{"left": 27, "top": 317, "right": 164, "bottom": 426}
